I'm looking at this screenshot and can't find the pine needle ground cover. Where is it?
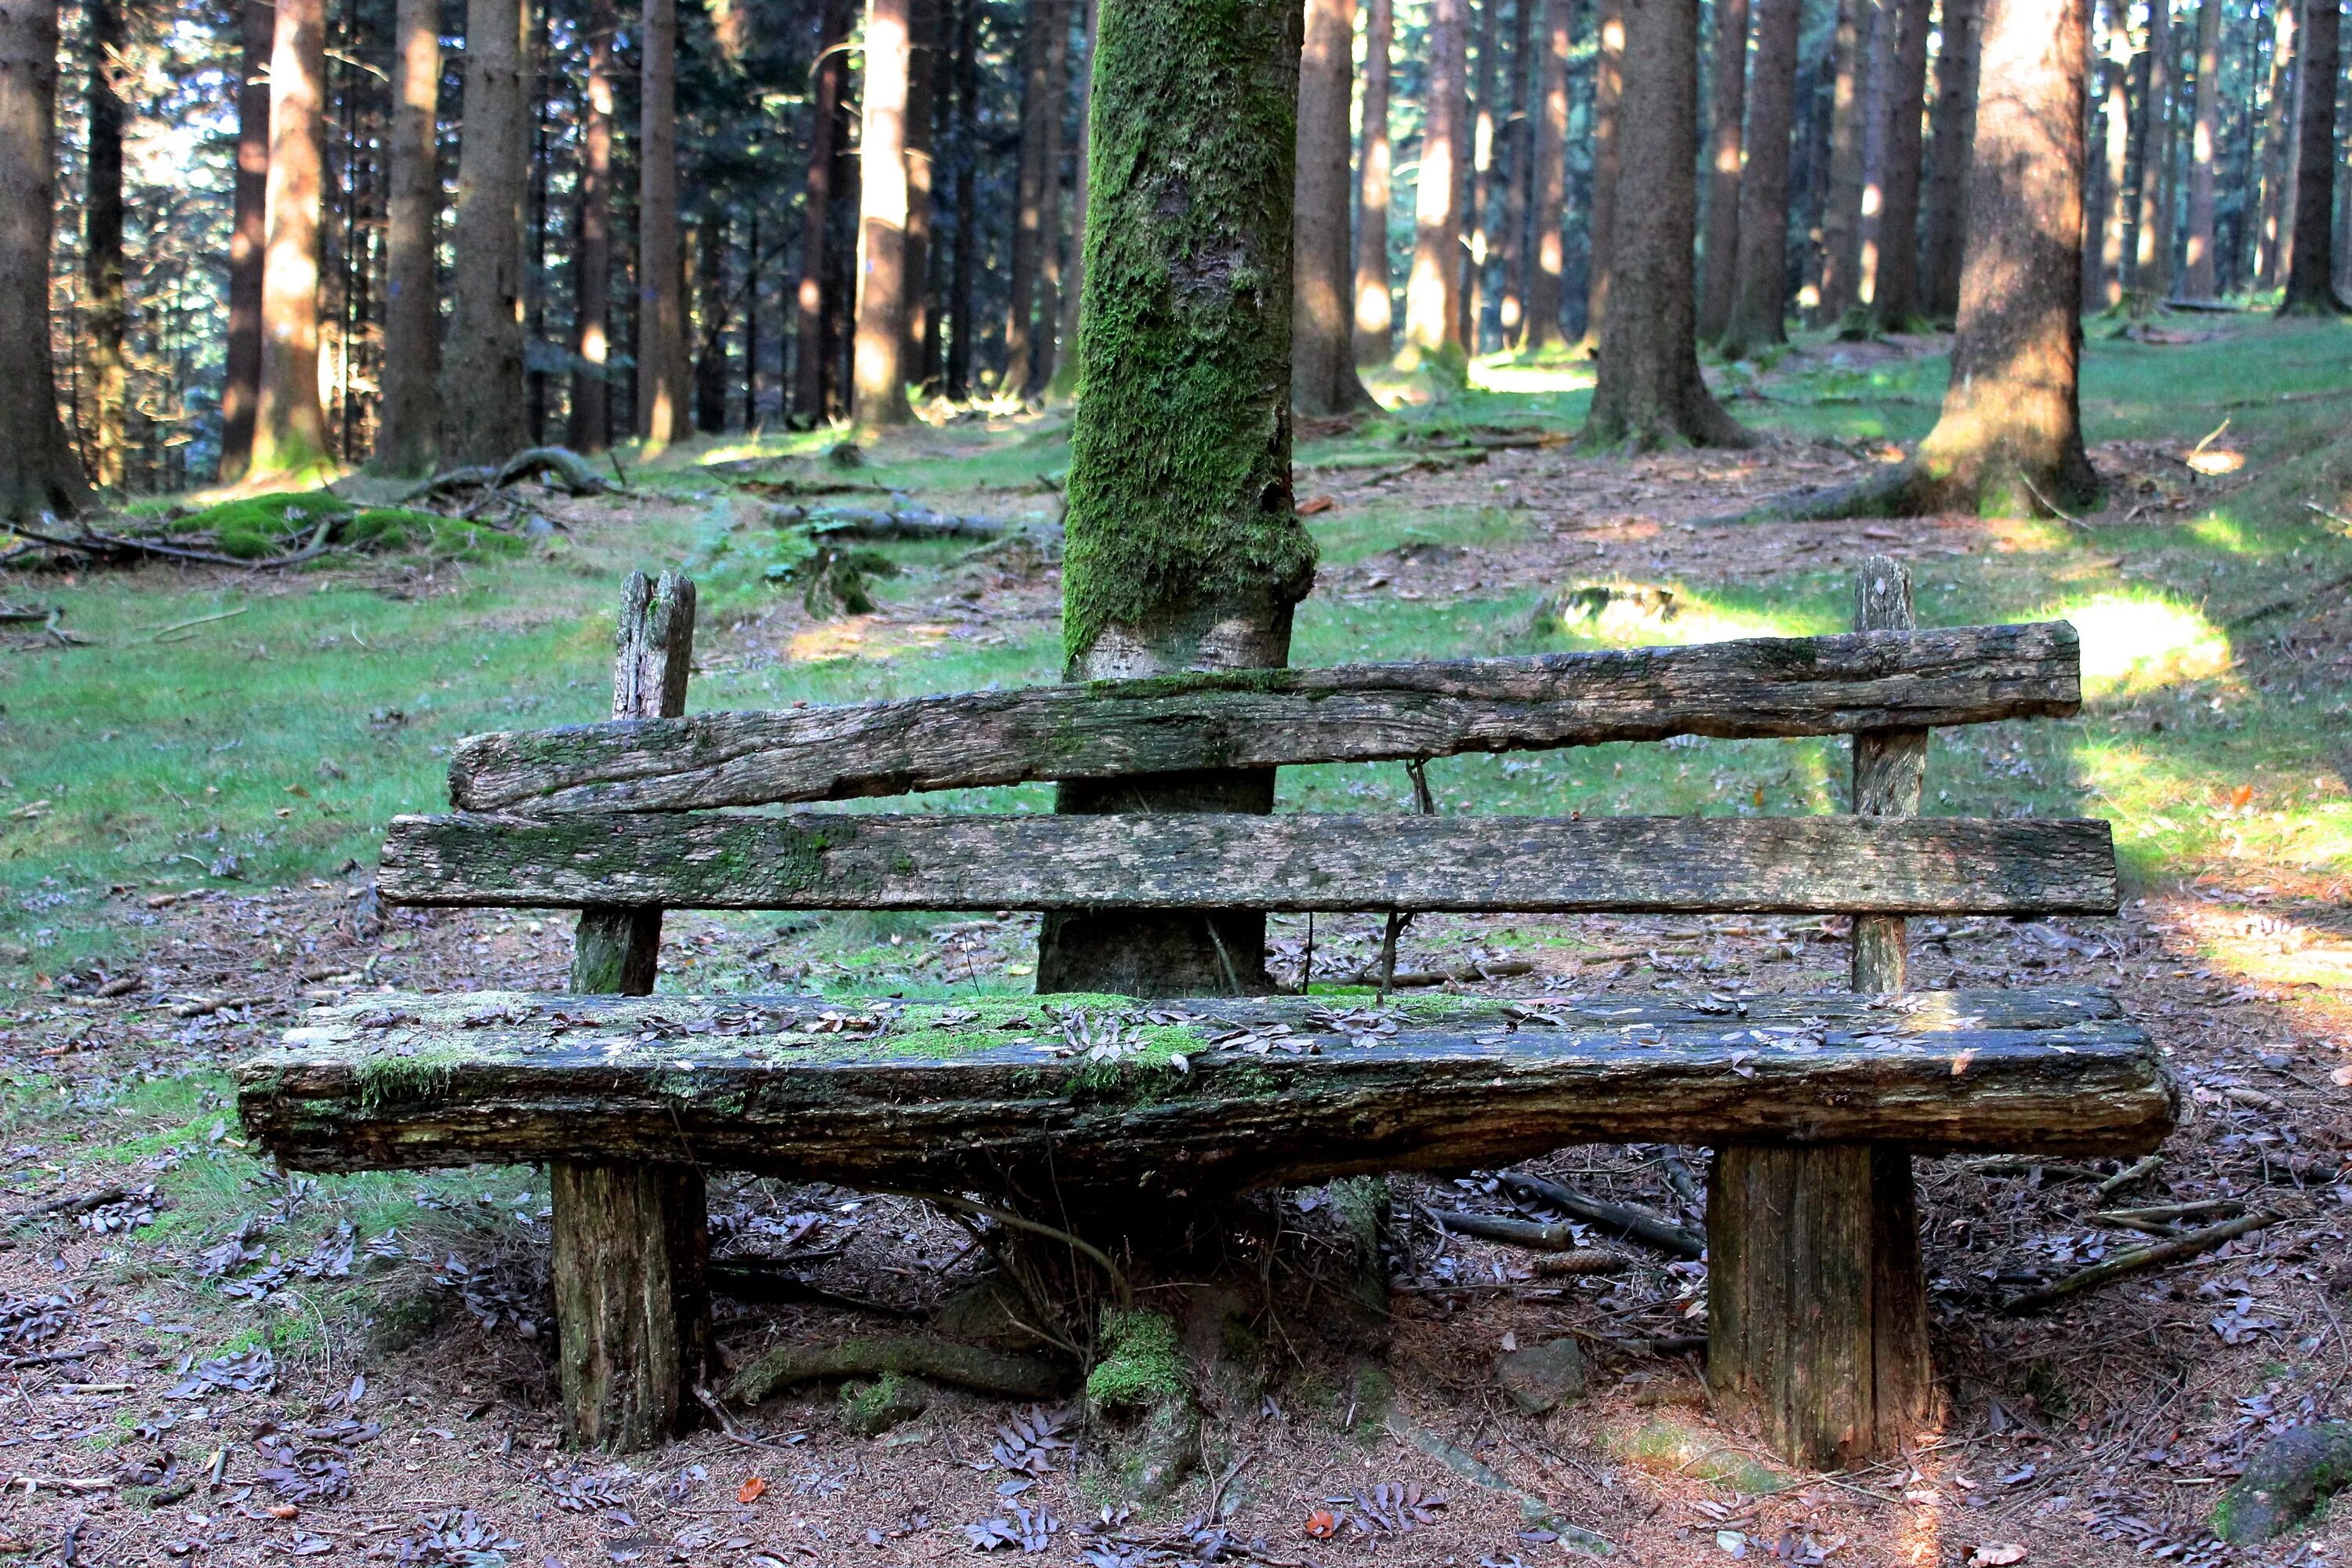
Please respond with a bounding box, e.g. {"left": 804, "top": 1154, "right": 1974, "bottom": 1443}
{"left": 1, "top": 316, "right": 2349, "bottom": 1565}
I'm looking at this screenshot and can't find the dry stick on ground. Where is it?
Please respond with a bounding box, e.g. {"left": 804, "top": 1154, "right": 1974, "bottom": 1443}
{"left": 9, "top": 1186, "right": 127, "bottom": 1225}
{"left": 13, "top": 510, "right": 340, "bottom": 570}
{"left": 2093, "top": 1152, "right": 2163, "bottom": 1196}
{"left": 1999, "top": 1211, "right": 2282, "bottom": 1314}
{"left": 1425, "top": 1205, "right": 1626, "bottom": 1256}
{"left": 1497, "top": 1171, "right": 1704, "bottom": 1259}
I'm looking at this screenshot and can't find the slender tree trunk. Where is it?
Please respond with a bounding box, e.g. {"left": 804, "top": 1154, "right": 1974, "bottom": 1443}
{"left": 1816, "top": 0, "right": 1868, "bottom": 321}
{"left": 84, "top": 0, "right": 125, "bottom": 491}
{"left": 828, "top": 70, "right": 859, "bottom": 418}
{"left": 568, "top": 0, "right": 615, "bottom": 452}
{"left": 1294, "top": 0, "right": 1372, "bottom": 412}
{"left": 1406, "top": 0, "right": 1471, "bottom": 358}
{"left": 744, "top": 210, "right": 760, "bottom": 426}
{"left": 1867, "top": 0, "right": 1929, "bottom": 325}
{"left": 440, "top": 0, "right": 533, "bottom": 465}
{"left": 2181, "top": 0, "right": 2221, "bottom": 293}
{"left": 947, "top": 0, "right": 978, "bottom": 398}
{"left": 379, "top": 0, "right": 442, "bottom": 472}
{"left": 1497, "top": 0, "right": 1538, "bottom": 343}
{"left": 1037, "top": 0, "right": 1315, "bottom": 995}
{"left": 220, "top": 0, "right": 271, "bottom": 481}
{"left": 695, "top": 210, "right": 729, "bottom": 430}
{"left": 0, "top": 0, "right": 88, "bottom": 517}
{"left": 1582, "top": 0, "right": 1624, "bottom": 346}
{"left": 250, "top": 0, "right": 333, "bottom": 477}
{"left": 638, "top": 0, "right": 688, "bottom": 441}
{"left": 1352, "top": 0, "right": 1396, "bottom": 359}
{"left": 854, "top": 0, "right": 915, "bottom": 423}
{"left": 2256, "top": 0, "right": 2296, "bottom": 286}
{"left": 2089, "top": 0, "right": 2130, "bottom": 307}
{"left": 902, "top": 0, "right": 939, "bottom": 390}
{"left": 796, "top": 0, "right": 850, "bottom": 420}
{"left": 1465, "top": 0, "right": 1499, "bottom": 346}
{"left": 1029, "top": 0, "right": 1072, "bottom": 396}
{"left": 2131, "top": 0, "right": 2173, "bottom": 306}
{"left": 1047, "top": 0, "right": 1098, "bottom": 399}
{"left": 2279, "top": 0, "right": 2341, "bottom": 310}
{"left": 1004, "top": 0, "right": 1051, "bottom": 394}
{"left": 1523, "top": 0, "right": 1572, "bottom": 346}
{"left": 525, "top": 25, "right": 552, "bottom": 445}
{"left": 1584, "top": 0, "right": 1752, "bottom": 448}
{"left": 1698, "top": 0, "right": 1751, "bottom": 339}
{"left": 1722, "top": 0, "right": 1799, "bottom": 353}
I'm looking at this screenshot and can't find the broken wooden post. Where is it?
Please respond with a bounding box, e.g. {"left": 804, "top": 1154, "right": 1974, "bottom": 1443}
{"left": 554, "top": 569, "right": 710, "bottom": 1450}
{"left": 1708, "top": 557, "right": 1936, "bottom": 1467}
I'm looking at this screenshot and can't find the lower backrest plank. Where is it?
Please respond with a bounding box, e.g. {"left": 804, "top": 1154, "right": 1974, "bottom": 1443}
{"left": 379, "top": 810, "right": 2119, "bottom": 916}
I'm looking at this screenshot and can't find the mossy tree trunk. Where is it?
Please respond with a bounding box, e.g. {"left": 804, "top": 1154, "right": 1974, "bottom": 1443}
{"left": 1352, "top": 0, "right": 1394, "bottom": 362}
{"left": 1294, "top": 0, "right": 1372, "bottom": 414}
{"left": 0, "top": 0, "right": 87, "bottom": 519}
{"left": 1582, "top": 0, "right": 1751, "bottom": 450}
{"left": 249, "top": 0, "right": 334, "bottom": 481}
{"left": 1696, "top": 0, "right": 1748, "bottom": 343}
{"left": 1719, "top": 0, "right": 1800, "bottom": 356}
{"left": 377, "top": 0, "right": 442, "bottom": 474}
{"left": 2279, "top": 0, "right": 2343, "bottom": 312}
{"left": 1036, "top": 0, "right": 1315, "bottom": 996}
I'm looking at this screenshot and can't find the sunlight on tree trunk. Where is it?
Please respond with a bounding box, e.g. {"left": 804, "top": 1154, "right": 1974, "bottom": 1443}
{"left": 1581, "top": 0, "right": 1623, "bottom": 348}
{"left": 2088, "top": 0, "right": 2129, "bottom": 310}
{"left": 1294, "top": 0, "right": 1372, "bottom": 413}
{"left": 1523, "top": 0, "right": 1571, "bottom": 347}
{"left": 1918, "top": 0, "right": 1980, "bottom": 318}
{"left": 1866, "top": 0, "right": 1929, "bottom": 327}
{"left": 1404, "top": 0, "right": 1468, "bottom": 363}
{"left": 1816, "top": 0, "right": 1868, "bottom": 322}
{"left": 249, "top": 0, "right": 332, "bottom": 481}
{"left": 1041, "top": 0, "right": 1314, "bottom": 994}
{"left": 85, "top": 0, "right": 127, "bottom": 491}
{"left": 1584, "top": 0, "right": 1751, "bottom": 448}
{"left": 568, "top": 0, "right": 615, "bottom": 452}
{"left": 855, "top": 0, "right": 915, "bottom": 425}
{"left": 1721, "top": 0, "right": 1801, "bottom": 354}
{"left": 2180, "top": 0, "right": 2221, "bottom": 296}
{"left": 2132, "top": 0, "right": 2173, "bottom": 309}
{"left": 1697, "top": 0, "right": 1749, "bottom": 343}
{"left": 2254, "top": 0, "right": 2296, "bottom": 288}
{"left": 1352, "top": 0, "right": 1396, "bottom": 361}
{"left": 0, "top": 0, "right": 88, "bottom": 518}
{"left": 2279, "top": 0, "right": 2342, "bottom": 311}
{"left": 796, "top": 0, "right": 850, "bottom": 422}
{"left": 904, "top": 0, "right": 942, "bottom": 392}
{"left": 378, "top": 0, "right": 442, "bottom": 474}
{"left": 639, "top": 0, "right": 688, "bottom": 444}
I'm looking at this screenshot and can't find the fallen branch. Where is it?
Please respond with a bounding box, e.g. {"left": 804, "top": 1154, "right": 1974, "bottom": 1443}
{"left": 1426, "top": 1205, "right": 1594, "bottom": 1253}
{"left": 1533, "top": 1250, "right": 1634, "bottom": 1276}
{"left": 1335, "top": 959, "right": 1536, "bottom": 989}
{"left": 13, "top": 511, "right": 341, "bottom": 571}
{"left": 2227, "top": 568, "right": 2352, "bottom": 630}
{"left": 10, "top": 1186, "right": 127, "bottom": 1225}
{"left": 1496, "top": 1171, "right": 1704, "bottom": 1260}
{"left": 2000, "top": 1211, "right": 2281, "bottom": 1315}
{"left": 0, "top": 604, "right": 51, "bottom": 623}
{"left": 399, "top": 445, "right": 615, "bottom": 506}
{"left": 766, "top": 503, "right": 1054, "bottom": 545}
{"left": 690, "top": 1385, "right": 802, "bottom": 1452}
{"left": 2092, "top": 1153, "right": 2163, "bottom": 1197}
{"left": 724, "top": 1334, "right": 1066, "bottom": 1405}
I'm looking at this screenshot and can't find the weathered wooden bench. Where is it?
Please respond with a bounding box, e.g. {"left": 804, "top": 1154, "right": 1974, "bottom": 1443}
{"left": 236, "top": 561, "right": 2176, "bottom": 1465}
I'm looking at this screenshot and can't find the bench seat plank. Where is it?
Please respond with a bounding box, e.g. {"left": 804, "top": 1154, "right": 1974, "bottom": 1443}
{"left": 448, "top": 623, "right": 2082, "bottom": 813}
{"left": 377, "top": 811, "right": 2119, "bottom": 916}
{"left": 239, "top": 988, "right": 2173, "bottom": 1188}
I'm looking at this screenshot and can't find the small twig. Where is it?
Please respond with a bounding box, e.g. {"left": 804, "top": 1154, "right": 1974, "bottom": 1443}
{"left": 10, "top": 1186, "right": 126, "bottom": 1226}
{"left": 1405, "top": 757, "right": 1436, "bottom": 815}
{"left": 2092, "top": 1153, "right": 2163, "bottom": 1198}
{"left": 2000, "top": 1211, "right": 2282, "bottom": 1315}
{"left": 893, "top": 1188, "right": 1130, "bottom": 1308}
{"left": 691, "top": 1385, "right": 801, "bottom": 1452}
{"left": 150, "top": 607, "right": 249, "bottom": 642}
{"left": 1377, "top": 912, "right": 1407, "bottom": 1003}
{"left": 2017, "top": 474, "right": 2093, "bottom": 533}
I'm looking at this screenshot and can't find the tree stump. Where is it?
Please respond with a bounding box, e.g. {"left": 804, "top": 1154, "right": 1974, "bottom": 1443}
{"left": 552, "top": 570, "right": 710, "bottom": 1450}
{"left": 1708, "top": 560, "right": 1936, "bottom": 1468}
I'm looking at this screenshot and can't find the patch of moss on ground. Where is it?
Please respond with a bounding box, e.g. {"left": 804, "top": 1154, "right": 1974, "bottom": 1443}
{"left": 1087, "top": 1308, "right": 1185, "bottom": 1410}
{"left": 1606, "top": 1413, "right": 1790, "bottom": 1495}
{"left": 171, "top": 492, "right": 525, "bottom": 562}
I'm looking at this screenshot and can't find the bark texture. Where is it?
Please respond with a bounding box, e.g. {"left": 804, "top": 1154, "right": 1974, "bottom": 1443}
{"left": 1497, "top": 0, "right": 1537, "bottom": 343}
{"left": 2132, "top": 0, "right": 2174, "bottom": 306}
{"left": 638, "top": 0, "right": 688, "bottom": 441}
{"left": 1816, "top": 0, "right": 1869, "bottom": 321}
{"left": 1040, "top": 0, "right": 1313, "bottom": 994}
{"left": 1523, "top": 0, "right": 1572, "bottom": 346}
{"left": 1405, "top": 0, "right": 1470, "bottom": 359}
{"left": 1919, "top": 0, "right": 1979, "bottom": 317}
{"left": 1583, "top": 0, "right": 1625, "bottom": 344}
{"left": 1004, "top": 0, "right": 1053, "bottom": 393}
{"left": 249, "top": 0, "right": 332, "bottom": 479}
{"left": 1352, "top": 0, "right": 1396, "bottom": 360}
{"left": 1464, "top": 0, "right": 1498, "bottom": 344}
{"left": 854, "top": 0, "right": 915, "bottom": 423}
{"left": 1721, "top": 0, "right": 1802, "bottom": 355}
{"left": 220, "top": 0, "right": 270, "bottom": 481}
{"left": 904, "top": 0, "right": 941, "bottom": 388}
{"left": 1583, "top": 0, "right": 1751, "bottom": 448}
{"left": 795, "top": 0, "right": 851, "bottom": 419}
{"left": 1029, "top": 0, "right": 1071, "bottom": 395}
{"left": 2255, "top": 0, "right": 2296, "bottom": 287}
{"left": 84, "top": 0, "right": 126, "bottom": 491}
{"left": 568, "top": 0, "right": 616, "bottom": 452}
{"left": 1045, "top": 0, "right": 1094, "bottom": 400}
{"left": 1865, "top": 0, "right": 1930, "bottom": 326}
{"left": 451, "top": 621, "right": 2085, "bottom": 813}
{"left": 2279, "top": 0, "right": 2342, "bottom": 311}
{"left": 1294, "top": 0, "right": 1371, "bottom": 413}
{"left": 1697, "top": 0, "right": 1751, "bottom": 340}
{"left": 2181, "top": 0, "right": 2222, "bottom": 296}
{"left": 440, "top": 0, "right": 533, "bottom": 466}
{"left": 0, "top": 0, "right": 87, "bottom": 518}
{"left": 378, "top": 0, "right": 443, "bottom": 474}
{"left": 2089, "top": 0, "right": 2130, "bottom": 308}
{"left": 241, "top": 989, "right": 2176, "bottom": 1187}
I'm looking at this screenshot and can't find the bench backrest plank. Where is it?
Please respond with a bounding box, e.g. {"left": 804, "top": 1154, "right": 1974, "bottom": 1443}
{"left": 378, "top": 811, "right": 2118, "bottom": 915}
{"left": 447, "top": 622, "right": 2081, "bottom": 814}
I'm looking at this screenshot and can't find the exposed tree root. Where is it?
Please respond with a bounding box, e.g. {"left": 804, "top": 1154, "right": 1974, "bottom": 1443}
{"left": 397, "top": 445, "right": 615, "bottom": 506}
{"left": 724, "top": 1333, "right": 1068, "bottom": 1404}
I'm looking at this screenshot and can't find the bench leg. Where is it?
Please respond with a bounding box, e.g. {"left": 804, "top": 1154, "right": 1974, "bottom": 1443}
{"left": 550, "top": 1161, "right": 710, "bottom": 1451}
{"left": 1707, "top": 1144, "right": 1934, "bottom": 1468}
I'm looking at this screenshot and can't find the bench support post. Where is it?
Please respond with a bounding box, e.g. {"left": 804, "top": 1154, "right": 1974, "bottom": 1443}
{"left": 1708, "top": 560, "right": 1936, "bottom": 1466}
{"left": 552, "top": 571, "right": 710, "bottom": 1450}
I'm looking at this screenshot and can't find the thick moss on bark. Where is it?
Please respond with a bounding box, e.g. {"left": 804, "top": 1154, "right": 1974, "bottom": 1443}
{"left": 1058, "top": 0, "right": 1316, "bottom": 667}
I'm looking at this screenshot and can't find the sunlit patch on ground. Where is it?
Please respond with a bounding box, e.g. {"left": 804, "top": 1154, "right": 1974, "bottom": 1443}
{"left": 1468, "top": 358, "right": 1599, "bottom": 396}
{"left": 2163, "top": 901, "right": 2352, "bottom": 993}
{"left": 785, "top": 616, "right": 955, "bottom": 664}
{"left": 2057, "top": 591, "right": 2234, "bottom": 696}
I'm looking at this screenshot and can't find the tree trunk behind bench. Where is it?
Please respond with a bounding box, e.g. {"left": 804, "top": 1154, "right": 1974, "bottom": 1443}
{"left": 557, "top": 569, "right": 710, "bottom": 1451}
{"left": 1708, "top": 558, "right": 1938, "bottom": 1467}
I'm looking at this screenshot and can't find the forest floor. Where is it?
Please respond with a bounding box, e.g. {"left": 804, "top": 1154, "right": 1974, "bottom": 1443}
{"left": 2, "top": 312, "right": 2350, "bottom": 1568}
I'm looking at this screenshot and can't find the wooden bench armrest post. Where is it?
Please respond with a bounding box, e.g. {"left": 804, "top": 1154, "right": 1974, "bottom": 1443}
{"left": 1709, "top": 558, "right": 1937, "bottom": 1467}
{"left": 555, "top": 571, "right": 711, "bottom": 1452}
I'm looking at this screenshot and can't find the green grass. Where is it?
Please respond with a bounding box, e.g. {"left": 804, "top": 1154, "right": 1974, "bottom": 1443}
{"left": 5, "top": 314, "right": 2350, "bottom": 981}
